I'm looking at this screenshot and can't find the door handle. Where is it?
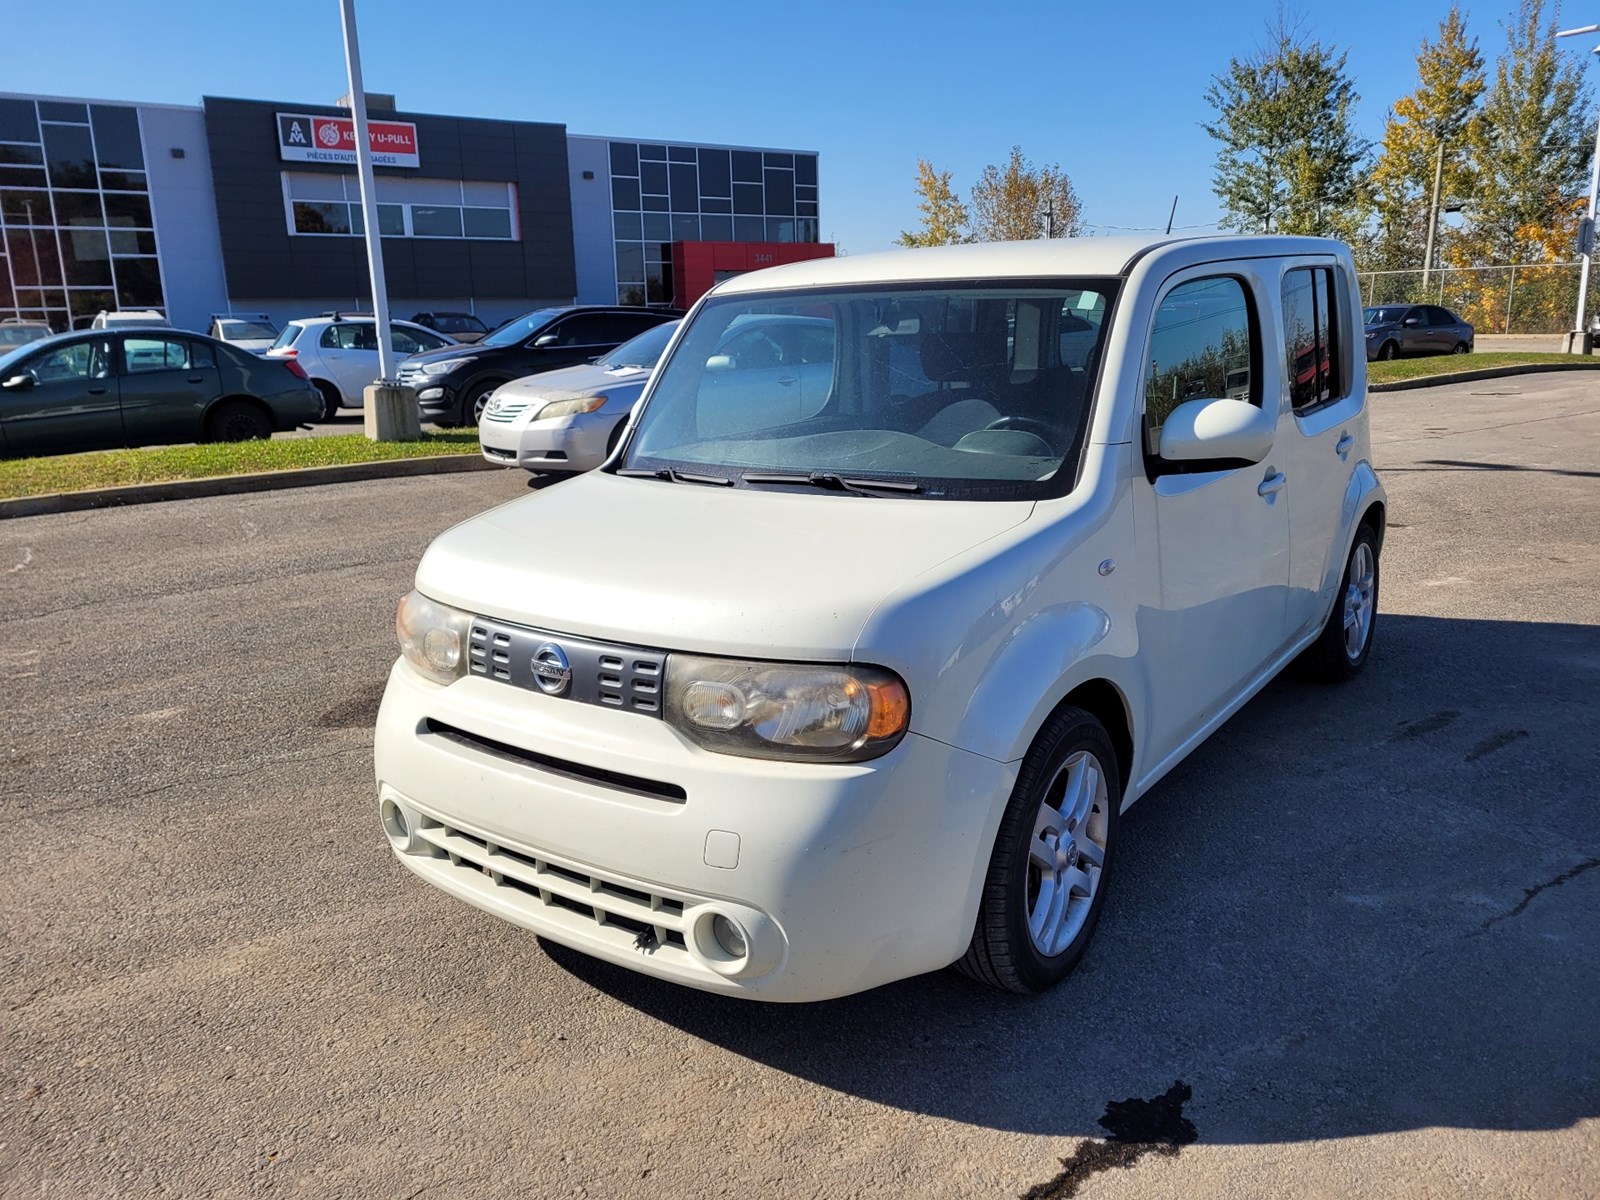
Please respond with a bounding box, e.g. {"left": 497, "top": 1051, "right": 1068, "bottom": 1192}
{"left": 1335, "top": 432, "right": 1353, "bottom": 460}
{"left": 777, "top": 376, "right": 798, "bottom": 387}
{"left": 88, "top": 386, "right": 108, "bottom": 395}
{"left": 1258, "top": 471, "right": 1287, "bottom": 498}
{"left": 186, "top": 376, "right": 204, "bottom": 383}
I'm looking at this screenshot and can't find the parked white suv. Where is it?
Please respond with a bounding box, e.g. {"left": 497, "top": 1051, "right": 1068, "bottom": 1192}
{"left": 376, "top": 235, "right": 1385, "bottom": 1002}
{"left": 265, "top": 314, "right": 455, "bottom": 420}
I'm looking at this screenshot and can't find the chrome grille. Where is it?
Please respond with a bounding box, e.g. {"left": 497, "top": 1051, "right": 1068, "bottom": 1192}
{"left": 468, "top": 617, "right": 665, "bottom": 717}
{"left": 413, "top": 814, "right": 692, "bottom": 956}
{"left": 482, "top": 398, "right": 534, "bottom": 423}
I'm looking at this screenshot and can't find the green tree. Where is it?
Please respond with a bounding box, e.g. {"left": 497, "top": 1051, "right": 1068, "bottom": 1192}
{"left": 1455, "top": 0, "right": 1593, "bottom": 268}
{"left": 1359, "top": 6, "right": 1486, "bottom": 274}
{"left": 968, "top": 146, "right": 1083, "bottom": 241}
{"left": 1203, "top": 20, "right": 1369, "bottom": 236}
{"left": 897, "top": 158, "right": 970, "bottom": 247}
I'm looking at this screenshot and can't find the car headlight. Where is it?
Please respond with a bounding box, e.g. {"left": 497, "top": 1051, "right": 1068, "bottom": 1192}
{"left": 396, "top": 590, "right": 473, "bottom": 685}
{"left": 421, "top": 357, "right": 475, "bottom": 376}
{"left": 533, "top": 394, "right": 608, "bottom": 420}
{"left": 665, "top": 655, "right": 910, "bottom": 762}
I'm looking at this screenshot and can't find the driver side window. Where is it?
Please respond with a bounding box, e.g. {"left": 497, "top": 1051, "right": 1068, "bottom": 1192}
{"left": 1144, "top": 276, "right": 1257, "bottom": 456}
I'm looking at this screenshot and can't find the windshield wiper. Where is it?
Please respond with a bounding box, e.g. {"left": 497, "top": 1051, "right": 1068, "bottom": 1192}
{"left": 740, "top": 471, "right": 923, "bottom": 495}
{"left": 615, "top": 467, "right": 733, "bottom": 487}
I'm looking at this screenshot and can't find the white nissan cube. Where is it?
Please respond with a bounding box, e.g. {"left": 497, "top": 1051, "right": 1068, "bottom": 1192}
{"left": 376, "top": 235, "right": 1386, "bottom": 1002}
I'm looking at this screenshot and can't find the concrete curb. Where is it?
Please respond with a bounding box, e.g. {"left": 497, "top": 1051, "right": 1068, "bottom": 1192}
{"left": 0, "top": 453, "right": 504, "bottom": 520}
{"left": 1369, "top": 362, "right": 1600, "bottom": 393}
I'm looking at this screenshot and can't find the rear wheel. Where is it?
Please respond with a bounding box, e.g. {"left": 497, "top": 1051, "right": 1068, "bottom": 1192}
{"left": 958, "top": 707, "right": 1120, "bottom": 994}
{"left": 1452, "top": 341, "right": 1470, "bottom": 354}
{"left": 313, "top": 379, "right": 342, "bottom": 421}
{"left": 206, "top": 399, "right": 272, "bottom": 443}
{"left": 1300, "top": 522, "right": 1380, "bottom": 682}
{"left": 1378, "top": 340, "right": 1399, "bottom": 361}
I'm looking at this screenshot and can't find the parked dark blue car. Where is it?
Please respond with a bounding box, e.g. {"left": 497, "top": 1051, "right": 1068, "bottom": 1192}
{"left": 1363, "top": 304, "right": 1474, "bottom": 361}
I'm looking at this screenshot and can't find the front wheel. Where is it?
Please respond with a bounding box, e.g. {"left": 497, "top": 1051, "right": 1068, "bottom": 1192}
{"left": 460, "top": 380, "right": 503, "bottom": 427}
{"left": 1378, "top": 340, "right": 1399, "bottom": 361}
{"left": 958, "top": 707, "right": 1120, "bottom": 995}
{"left": 1300, "top": 523, "right": 1379, "bottom": 682}
{"left": 1452, "top": 342, "right": 1470, "bottom": 355}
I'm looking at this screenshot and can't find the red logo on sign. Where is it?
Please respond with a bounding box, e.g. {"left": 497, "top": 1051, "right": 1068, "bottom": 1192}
{"left": 317, "top": 122, "right": 343, "bottom": 147}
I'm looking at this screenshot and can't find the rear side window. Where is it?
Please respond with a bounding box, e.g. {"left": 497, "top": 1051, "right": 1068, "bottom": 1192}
{"left": 1281, "top": 266, "right": 1343, "bottom": 414}
{"left": 1144, "top": 275, "right": 1257, "bottom": 456}
{"left": 321, "top": 323, "right": 377, "bottom": 351}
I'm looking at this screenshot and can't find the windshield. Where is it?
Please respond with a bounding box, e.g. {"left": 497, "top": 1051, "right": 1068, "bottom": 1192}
{"left": 432, "top": 314, "right": 488, "bottom": 334}
{"left": 598, "top": 320, "right": 680, "bottom": 370}
{"left": 624, "top": 281, "right": 1117, "bottom": 500}
{"left": 0, "top": 325, "right": 50, "bottom": 349}
{"left": 480, "top": 307, "right": 565, "bottom": 348}
{"left": 1364, "top": 306, "right": 1409, "bottom": 325}
{"left": 220, "top": 321, "right": 278, "bottom": 340}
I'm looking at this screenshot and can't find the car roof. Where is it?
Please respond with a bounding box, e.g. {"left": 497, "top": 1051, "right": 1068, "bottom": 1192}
{"left": 710, "top": 234, "right": 1349, "bottom": 294}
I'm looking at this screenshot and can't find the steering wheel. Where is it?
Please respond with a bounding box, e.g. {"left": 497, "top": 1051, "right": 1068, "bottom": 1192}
{"left": 983, "top": 415, "right": 1068, "bottom": 453}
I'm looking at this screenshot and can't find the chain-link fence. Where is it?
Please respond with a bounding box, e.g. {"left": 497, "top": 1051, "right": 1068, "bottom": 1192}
{"left": 1355, "top": 263, "right": 1584, "bottom": 335}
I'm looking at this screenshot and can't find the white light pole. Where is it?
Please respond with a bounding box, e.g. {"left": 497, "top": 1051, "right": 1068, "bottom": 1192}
{"left": 1558, "top": 25, "right": 1600, "bottom": 353}
{"left": 340, "top": 0, "right": 417, "bottom": 436}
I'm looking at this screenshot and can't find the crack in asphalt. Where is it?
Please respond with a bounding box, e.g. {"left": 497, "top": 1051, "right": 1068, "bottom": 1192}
{"left": 1022, "top": 1081, "right": 1197, "bottom": 1199}
{"left": 1479, "top": 857, "right": 1600, "bottom": 933}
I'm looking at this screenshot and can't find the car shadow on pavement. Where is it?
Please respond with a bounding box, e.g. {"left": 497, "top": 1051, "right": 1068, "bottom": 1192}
{"left": 542, "top": 613, "right": 1600, "bottom": 1142}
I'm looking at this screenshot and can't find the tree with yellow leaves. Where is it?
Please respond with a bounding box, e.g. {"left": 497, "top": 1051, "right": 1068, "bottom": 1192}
{"left": 897, "top": 159, "right": 970, "bottom": 247}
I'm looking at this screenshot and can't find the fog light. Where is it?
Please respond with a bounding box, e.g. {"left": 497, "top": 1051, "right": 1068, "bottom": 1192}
{"left": 711, "top": 914, "right": 747, "bottom": 959}
{"left": 417, "top": 387, "right": 443, "bottom": 400}
{"left": 381, "top": 798, "right": 409, "bottom": 844}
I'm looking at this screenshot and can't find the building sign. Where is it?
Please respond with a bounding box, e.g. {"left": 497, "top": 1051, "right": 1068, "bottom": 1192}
{"left": 276, "top": 113, "right": 420, "bottom": 169}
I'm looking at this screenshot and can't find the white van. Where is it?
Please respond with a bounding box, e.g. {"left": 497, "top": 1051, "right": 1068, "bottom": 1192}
{"left": 375, "top": 234, "right": 1386, "bottom": 1002}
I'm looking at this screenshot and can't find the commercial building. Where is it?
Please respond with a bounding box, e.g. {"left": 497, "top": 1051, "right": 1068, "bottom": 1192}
{"left": 0, "top": 90, "right": 831, "bottom": 335}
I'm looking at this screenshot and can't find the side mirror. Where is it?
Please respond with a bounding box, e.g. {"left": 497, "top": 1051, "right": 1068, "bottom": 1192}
{"left": 1402, "top": 317, "right": 1421, "bottom": 326}
{"left": 704, "top": 354, "right": 735, "bottom": 373}
{"left": 1158, "top": 397, "right": 1274, "bottom": 465}
{"left": 533, "top": 333, "right": 559, "bottom": 349}
{"left": 2, "top": 372, "right": 36, "bottom": 391}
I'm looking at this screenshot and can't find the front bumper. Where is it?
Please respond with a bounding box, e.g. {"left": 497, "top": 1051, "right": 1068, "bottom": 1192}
{"left": 478, "top": 411, "right": 617, "bottom": 473}
{"left": 374, "top": 659, "right": 1014, "bottom": 1002}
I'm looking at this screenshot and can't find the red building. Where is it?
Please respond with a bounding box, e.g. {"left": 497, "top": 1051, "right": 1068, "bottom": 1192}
{"left": 670, "top": 241, "right": 835, "bottom": 309}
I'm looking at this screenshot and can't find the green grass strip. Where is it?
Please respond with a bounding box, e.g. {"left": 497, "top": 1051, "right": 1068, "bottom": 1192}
{"left": 1368, "top": 351, "right": 1600, "bottom": 384}
{"left": 0, "top": 432, "right": 481, "bottom": 499}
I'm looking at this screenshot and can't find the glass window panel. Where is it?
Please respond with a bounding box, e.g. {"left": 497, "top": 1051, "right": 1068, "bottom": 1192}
{"left": 697, "top": 148, "right": 731, "bottom": 198}
{"left": 640, "top": 160, "right": 668, "bottom": 196}
{"left": 112, "top": 257, "right": 163, "bottom": 309}
{"left": 672, "top": 213, "right": 699, "bottom": 241}
{"left": 1145, "top": 275, "right": 1256, "bottom": 453}
{"left": 668, "top": 162, "right": 697, "bottom": 210}
{"left": 612, "top": 210, "right": 642, "bottom": 240}
{"left": 68, "top": 289, "right": 113, "bottom": 321}
{"left": 38, "top": 102, "right": 88, "bottom": 123}
{"left": 618, "top": 283, "right": 645, "bottom": 307}
{"left": 1, "top": 189, "right": 52, "bottom": 224}
{"left": 645, "top": 263, "right": 670, "bottom": 304}
{"left": 293, "top": 200, "right": 351, "bottom": 235}
{"left": 641, "top": 193, "right": 668, "bottom": 213}
{"left": 0, "top": 164, "right": 48, "bottom": 188}
{"left": 32, "top": 339, "right": 101, "bottom": 382}
{"left": 89, "top": 105, "right": 144, "bottom": 169}
{"left": 0, "top": 144, "right": 44, "bottom": 166}
{"left": 795, "top": 184, "right": 817, "bottom": 202}
{"left": 638, "top": 143, "right": 667, "bottom": 161}
{"left": 102, "top": 191, "right": 153, "bottom": 229}
{"left": 795, "top": 155, "right": 818, "bottom": 186}
{"left": 378, "top": 203, "right": 404, "bottom": 235}
{"left": 97, "top": 170, "right": 146, "bottom": 192}
{"left": 767, "top": 218, "right": 795, "bottom": 243}
{"left": 642, "top": 213, "right": 671, "bottom": 241}
{"left": 644, "top": 241, "right": 667, "bottom": 263}
{"left": 6, "top": 228, "right": 57, "bottom": 285}
{"left": 796, "top": 217, "right": 819, "bottom": 243}
{"left": 733, "top": 183, "right": 763, "bottom": 215}
{"left": 0, "top": 98, "right": 40, "bottom": 143}
{"left": 731, "top": 150, "right": 762, "bottom": 183}
{"left": 796, "top": 200, "right": 818, "bottom": 218}
{"left": 700, "top": 196, "right": 732, "bottom": 214}
{"left": 733, "top": 215, "right": 766, "bottom": 242}
{"left": 763, "top": 152, "right": 795, "bottom": 170}
{"left": 411, "top": 205, "right": 463, "bottom": 237}
{"left": 764, "top": 168, "right": 794, "bottom": 216}
{"left": 124, "top": 337, "right": 196, "bottom": 373}
{"left": 668, "top": 145, "right": 696, "bottom": 163}
{"left": 463, "top": 207, "right": 512, "bottom": 239}
{"left": 700, "top": 214, "right": 733, "bottom": 242}
{"left": 614, "top": 241, "right": 645, "bottom": 282}
{"left": 609, "top": 141, "right": 639, "bottom": 177}
{"left": 43, "top": 123, "right": 97, "bottom": 188}
{"left": 610, "top": 175, "right": 640, "bottom": 210}
{"left": 62, "top": 228, "right": 113, "bottom": 286}
{"left": 108, "top": 229, "right": 157, "bottom": 255}
{"left": 52, "top": 191, "right": 104, "bottom": 226}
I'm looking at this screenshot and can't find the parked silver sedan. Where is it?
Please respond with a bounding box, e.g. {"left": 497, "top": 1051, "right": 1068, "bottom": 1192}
{"left": 478, "top": 320, "right": 681, "bottom": 474}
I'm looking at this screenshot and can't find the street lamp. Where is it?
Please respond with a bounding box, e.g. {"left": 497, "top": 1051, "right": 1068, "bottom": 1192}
{"left": 1557, "top": 24, "right": 1600, "bottom": 353}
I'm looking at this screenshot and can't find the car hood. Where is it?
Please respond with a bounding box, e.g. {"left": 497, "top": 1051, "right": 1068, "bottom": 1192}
{"left": 413, "top": 470, "right": 1033, "bottom": 659}
{"left": 493, "top": 361, "right": 649, "bottom": 402}
{"left": 405, "top": 343, "right": 482, "bottom": 366}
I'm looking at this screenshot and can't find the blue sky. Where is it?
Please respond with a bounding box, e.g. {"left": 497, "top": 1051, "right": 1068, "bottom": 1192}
{"left": 6, "top": 1, "right": 1593, "bottom": 254}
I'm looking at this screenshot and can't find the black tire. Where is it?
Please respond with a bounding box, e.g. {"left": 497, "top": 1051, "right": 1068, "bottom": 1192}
{"left": 460, "top": 379, "right": 504, "bottom": 427}
{"left": 313, "top": 379, "right": 343, "bottom": 422}
{"left": 1300, "top": 522, "right": 1380, "bottom": 682}
{"left": 1378, "top": 340, "right": 1399, "bottom": 361}
{"left": 958, "top": 707, "right": 1121, "bottom": 995}
{"left": 604, "top": 416, "right": 627, "bottom": 458}
{"left": 206, "top": 399, "right": 272, "bottom": 443}
{"left": 1452, "top": 342, "right": 1470, "bottom": 355}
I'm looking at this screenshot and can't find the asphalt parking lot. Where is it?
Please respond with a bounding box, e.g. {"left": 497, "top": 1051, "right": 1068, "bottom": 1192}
{"left": 1, "top": 374, "right": 1596, "bottom": 1198}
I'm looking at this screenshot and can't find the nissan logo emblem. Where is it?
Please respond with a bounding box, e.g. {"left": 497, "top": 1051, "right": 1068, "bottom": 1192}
{"left": 529, "top": 642, "right": 573, "bottom": 696}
